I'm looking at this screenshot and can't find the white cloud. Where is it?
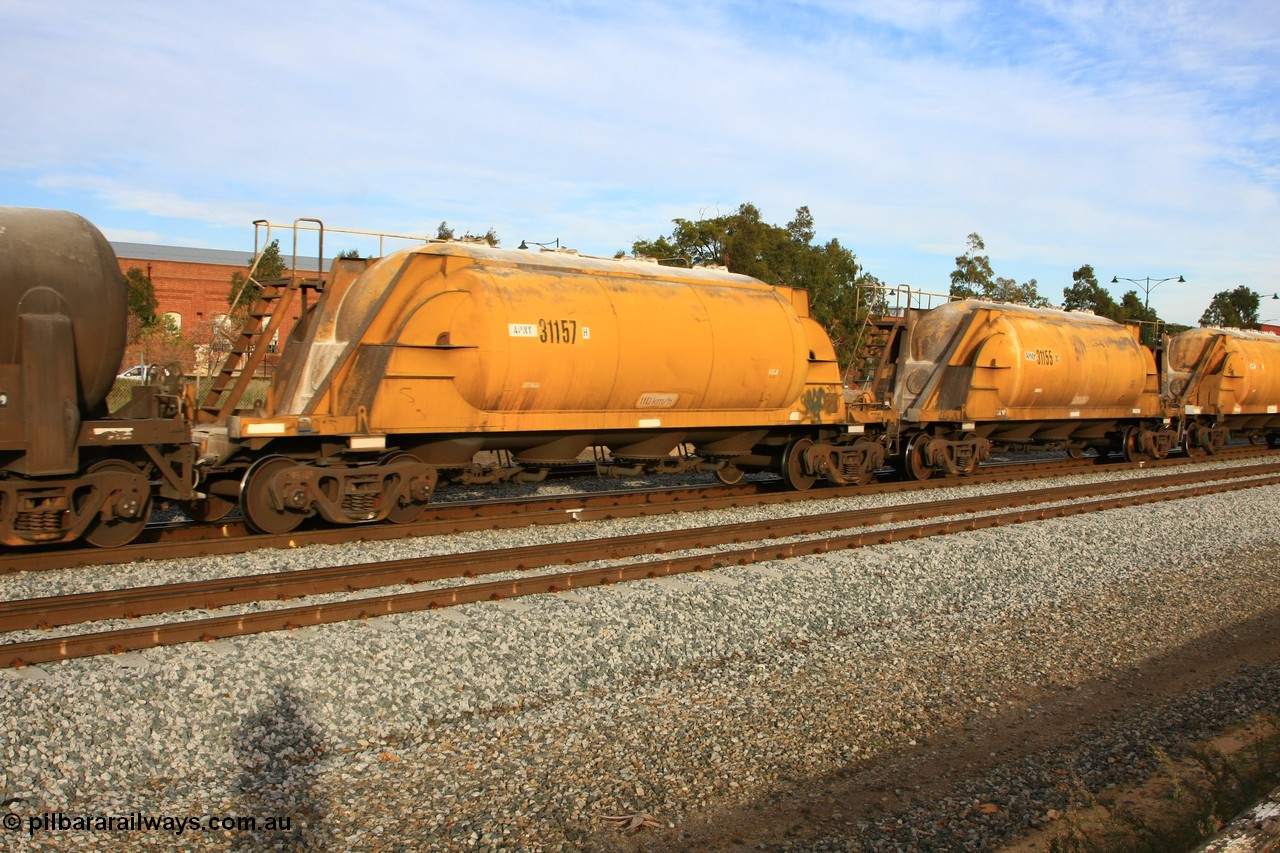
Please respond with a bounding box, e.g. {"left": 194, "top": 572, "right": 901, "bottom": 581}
{"left": 2, "top": 0, "right": 1276, "bottom": 325}
{"left": 35, "top": 175, "right": 256, "bottom": 227}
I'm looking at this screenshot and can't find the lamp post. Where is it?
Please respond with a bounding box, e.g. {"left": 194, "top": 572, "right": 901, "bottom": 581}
{"left": 1110, "top": 274, "right": 1186, "bottom": 314}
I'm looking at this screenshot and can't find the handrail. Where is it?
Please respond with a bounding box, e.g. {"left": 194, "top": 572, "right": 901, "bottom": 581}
{"left": 856, "top": 283, "right": 954, "bottom": 318}
{"left": 204, "top": 220, "right": 274, "bottom": 388}
{"left": 222, "top": 219, "right": 274, "bottom": 319}
{"left": 200, "top": 217, "right": 438, "bottom": 410}
{"left": 293, "top": 217, "right": 325, "bottom": 283}
{"left": 251, "top": 218, "right": 433, "bottom": 260}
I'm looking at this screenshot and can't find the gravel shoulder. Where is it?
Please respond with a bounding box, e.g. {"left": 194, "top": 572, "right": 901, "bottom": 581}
{"left": 1, "top": 477, "right": 1278, "bottom": 852}
{"left": 626, "top": 596, "right": 1280, "bottom": 852}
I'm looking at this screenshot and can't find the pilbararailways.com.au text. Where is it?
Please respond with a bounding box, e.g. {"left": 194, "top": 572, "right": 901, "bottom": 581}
{"left": 4, "top": 810, "right": 293, "bottom": 837}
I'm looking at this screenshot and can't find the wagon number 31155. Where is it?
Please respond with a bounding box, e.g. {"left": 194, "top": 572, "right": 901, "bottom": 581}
{"left": 538, "top": 319, "right": 577, "bottom": 344}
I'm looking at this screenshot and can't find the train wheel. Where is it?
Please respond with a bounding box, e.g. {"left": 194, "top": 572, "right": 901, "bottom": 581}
{"left": 386, "top": 498, "right": 427, "bottom": 525}
{"left": 240, "top": 456, "right": 305, "bottom": 535}
{"left": 904, "top": 434, "right": 935, "bottom": 481}
{"left": 382, "top": 452, "right": 431, "bottom": 525}
{"left": 179, "top": 490, "right": 237, "bottom": 523}
{"left": 780, "top": 438, "right": 817, "bottom": 490}
{"left": 81, "top": 461, "right": 152, "bottom": 548}
{"left": 1123, "top": 427, "right": 1152, "bottom": 463}
{"left": 1203, "top": 430, "right": 1222, "bottom": 455}
{"left": 1181, "top": 426, "right": 1206, "bottom": 458}
{"left": 715, "top": 464, "right": 745, "bottom": 486}
{"left": 1066, "top": 443, "right": 1086, "bottom": 459}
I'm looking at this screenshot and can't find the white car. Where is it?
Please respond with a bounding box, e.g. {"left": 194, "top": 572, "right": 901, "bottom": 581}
{"left": 116, "top": 365, "right": 151, "bottom": 380}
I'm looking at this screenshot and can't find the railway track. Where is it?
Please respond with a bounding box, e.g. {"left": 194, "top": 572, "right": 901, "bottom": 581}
{"left": 3, "top": 459, "right": 1278, "bottom": 668}
{"left": 2, "top": 447, "right": 1271, "bottom": 575}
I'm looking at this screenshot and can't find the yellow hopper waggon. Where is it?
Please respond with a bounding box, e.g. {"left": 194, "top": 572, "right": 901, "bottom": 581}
{"left": 195, "top": 236, "right": 883, "bottom": 533}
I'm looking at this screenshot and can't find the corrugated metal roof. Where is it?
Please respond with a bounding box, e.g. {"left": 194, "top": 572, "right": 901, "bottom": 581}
{"left": 111, "top": 241, "right": 337, "bottom": 270}
{"left": 111, "top": 242, "right": 256, "bottom": 267}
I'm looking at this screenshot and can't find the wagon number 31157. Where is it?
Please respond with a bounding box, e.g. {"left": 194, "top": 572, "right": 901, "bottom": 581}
{"left": 538, "top": 319, "right": 577, "bottom": 344}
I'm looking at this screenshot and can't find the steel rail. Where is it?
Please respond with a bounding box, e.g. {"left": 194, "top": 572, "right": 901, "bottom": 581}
{"left": 0, "top": 480, "right": 762, "bottom": 573}
{"left": 5, "top": 447, "right": 1271, "bottom": 575}
{"left": 6, "top": 462, "right": 1265, "bottom": 632}
{"left": 3, "top": 467, "right": 1279, "bottom": 667}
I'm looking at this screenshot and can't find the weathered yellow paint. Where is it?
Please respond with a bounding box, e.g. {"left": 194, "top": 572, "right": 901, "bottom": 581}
{"left": 1167, "top": 327, "right": 1280, "bottom": 414}
{"left": 897, "top": 300, "right": 1160, "bottom": 422}
{"left": 243, "top": 243, "right": 842, "bottom": 442}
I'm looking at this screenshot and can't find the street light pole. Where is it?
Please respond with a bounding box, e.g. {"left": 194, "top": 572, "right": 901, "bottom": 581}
{"left": 1110, "top": 274, "right": 1186, "bottom": 314}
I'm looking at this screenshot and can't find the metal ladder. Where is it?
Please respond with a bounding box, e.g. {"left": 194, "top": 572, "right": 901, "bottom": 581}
{"left": 843, "top": 315, "right": 904, "bottom": 395}
{"left": 195, "top": 277, "right": 301, "bottom": 422}
{"left": 196, "top": 218, "right": 326, "bottom": 423}
{"left": 842, "top": 283, "right": 956, "bottom": 395}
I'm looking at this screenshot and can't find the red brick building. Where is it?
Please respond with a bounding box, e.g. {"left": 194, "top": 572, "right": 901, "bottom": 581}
{"left": 112, "top": 242, "right": 259, "bottom": 330}
{"left": 111, "top": 242, "right": 311, "bottom": 372}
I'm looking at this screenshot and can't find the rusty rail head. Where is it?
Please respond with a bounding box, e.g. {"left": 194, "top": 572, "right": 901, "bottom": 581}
{"left": 4, "top": 465, "right": 1280, "bottom": 667}
{"left": 2, "top": 446, "right": 1275, "bottom": 576}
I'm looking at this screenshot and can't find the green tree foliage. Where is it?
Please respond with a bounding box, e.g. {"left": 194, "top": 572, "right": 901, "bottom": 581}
{"left": 949, "top": 233, "right": 1049, "bottom": 307}
{"left": 988, "top": 276, "right": 1050, "bottom": 307}
{"left": 1199, "top": 286, "right": 1261, "bottom": 329}
{"left": 437, "top": 221, "right": 499, "bottom": 246}
{"left": 228, "top": 239, "right": 288, "bottom": 316}
{"left": 117, "top": 267, "right": 207, "bottom": 372}
{"left": 1060, "top": 265, "right": 1168, "bottom": 331}
{"left": 948, "top": 233, "right": 995, "bottom": 300}
{"left": 631, "top": 203, "right": 882, "bottom": 368}
{"left": 123, "top": 267, "right": 159, "bottom": 330}
{"left": 1062, "top": 264, "right": 1122, "bottom": 319}
{"left": 1119, "top": 291, "right": 1158, "bottom": 325}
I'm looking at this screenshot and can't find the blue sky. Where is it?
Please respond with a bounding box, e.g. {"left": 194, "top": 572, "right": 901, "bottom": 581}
{"left": 2, "top": 0, "right": 1277, "bottom": 326}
